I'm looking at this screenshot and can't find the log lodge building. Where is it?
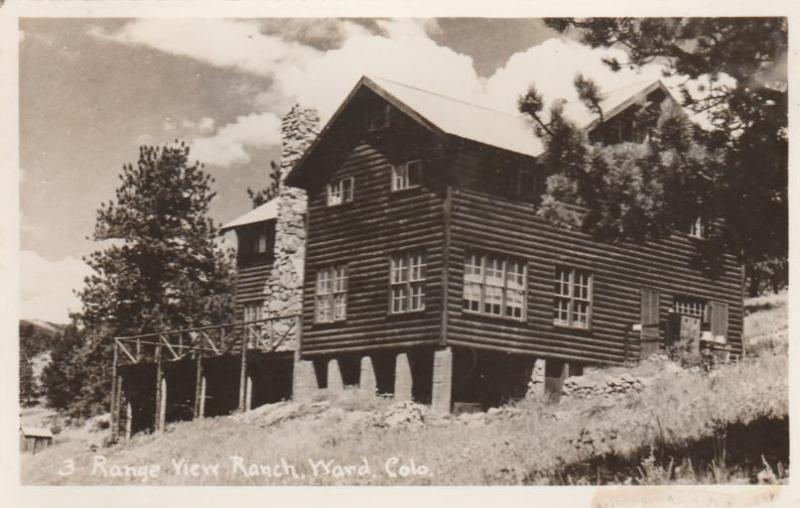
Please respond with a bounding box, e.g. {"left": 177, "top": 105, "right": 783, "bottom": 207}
{"left": 109, "top": 76, "right": 743, "bottom": 440}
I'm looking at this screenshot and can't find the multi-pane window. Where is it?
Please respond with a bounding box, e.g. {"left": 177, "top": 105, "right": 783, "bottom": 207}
{"left": 243, "top": 302, "right": 263, "bottom": 323}
{"left": 504, "top": 168, "right": 535, "bottom": 199}
{"left": 390, "top": 252, "right": 426, "bottom": 313}
{"left": 553, "top": 267, "right": 592, "bottom": 329}
{"left": 462, "top": 252, "right": 527, "bottom": 320}
{"left": 243, "top": 302, "right": 263, "bottom": 343}
{"left": 673, "top": 296, "right": 708, "bottom": 323}
{"left": 315, "top": 265, "right": 347, "bottom": 323}
{"left": 391, "top": 161, "right": 423, "bottom": 191}
{"left": 327, "top": 177, "right": 354, "bottom": 206}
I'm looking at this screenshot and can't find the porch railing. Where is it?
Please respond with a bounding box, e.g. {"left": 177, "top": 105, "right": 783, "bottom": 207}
{"left": 113, "top": 314, "right": 301, "bottom": 366}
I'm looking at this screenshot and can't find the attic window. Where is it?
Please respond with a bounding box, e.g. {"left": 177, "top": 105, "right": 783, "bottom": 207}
{"left": 369, "top": 103, "right": 392, "bottom": 132}
{"left": 688, "top": 216, "right": 705, "bottom": 239}
{"left": 391, "top": 161, "right": 422, "bottom": 191}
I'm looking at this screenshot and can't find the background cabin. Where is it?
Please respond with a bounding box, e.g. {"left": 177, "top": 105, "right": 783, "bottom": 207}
{"left": 221, "top": 199, "right": 278, "bottom": 324}
{"left": 20, "top": 426, "right": 53, "bottom": 454}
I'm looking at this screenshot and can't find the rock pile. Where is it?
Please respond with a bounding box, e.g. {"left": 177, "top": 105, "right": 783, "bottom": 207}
{"left": 562, "top": 373, "right": 651, "bottom": 400}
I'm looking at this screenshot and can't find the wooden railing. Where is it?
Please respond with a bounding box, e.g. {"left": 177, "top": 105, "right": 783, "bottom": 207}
{"left": 113, "top": 315, "right": 301, "bottom": 365}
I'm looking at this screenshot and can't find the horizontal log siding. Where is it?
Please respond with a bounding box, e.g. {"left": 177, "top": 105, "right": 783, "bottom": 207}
{"left": 234, "top": 263, "right": 271, "bottom": 320}
{"left": 447, "top": 187, "right": 743, "bottom": 365}
{"left": 300, "top": 136, "right": 446, "bottom": 356}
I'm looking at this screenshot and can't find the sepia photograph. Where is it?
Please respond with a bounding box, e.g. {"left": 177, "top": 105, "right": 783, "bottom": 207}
{"left": 11, "top": 11, "right": 790, "bottom": 495}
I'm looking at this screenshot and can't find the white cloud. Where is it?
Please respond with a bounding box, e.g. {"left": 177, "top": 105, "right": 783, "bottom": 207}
{"left": 94, "top": 19, "right": 728, "bottom": 164}
{"left": 89, "top": 19, "right": 321, "bottom": 78}
{"left": 21, "top": 250, "right": 93, "bottom": 324}
{"left": 182, "top": 116, "right": 216, "bottom": 134}
{"left": 190, "top": 112, "right": 281, "bottom": 167}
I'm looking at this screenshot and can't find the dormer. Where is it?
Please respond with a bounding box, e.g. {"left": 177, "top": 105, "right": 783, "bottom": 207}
{"left": 221, "top": 198, "right": 278, "bottom": 268}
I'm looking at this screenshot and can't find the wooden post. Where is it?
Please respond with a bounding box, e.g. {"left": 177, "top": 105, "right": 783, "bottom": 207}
{"left": 198, "top": 375, "right": 207, "bottom": 418}
{"left": 154, "top": 343, "right": 165, "bottom": 432}
{"left": 110, "top": 340, "right": 120, "bottom": 443}
{"left": 193, "top": 350, "right": 204, "bottom": 419}
{"left": 125, "top": 401, "right": 133, "bottom": 441}
{"left": 238, "top": 333, "right": 248, "bottom": 412}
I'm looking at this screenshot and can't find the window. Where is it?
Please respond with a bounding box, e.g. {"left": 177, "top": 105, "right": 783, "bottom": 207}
{"left": 391, "top": 161, "right": 423, "bottom": 191}
{"left": 243, "top": 302, "right": 263, "bottom": 323}
{"left": 327, "top": 177, "right": 354, "bottom": 206}
{"left": 688, "top": 216, "right": 705, "bottom": 239}
{"left": 243, "top": 302, "right": 263, "bottom": 343}
{"left": 369, "top": 103, "right": 392, "bottom": 132}
{"left": 390, "top": 252, "right": 426, "bottom": 313}
{"left": 504, "top": 168, "right": 535, "bottom": 199}
{"left": 315, "top": 265, "right": 347, "bottom": 323}
{"left": 553, "top": 267, "right": 592, "bottom": 329}
{"left": 673, "top": 296, "right": 708, "bottom": 324}
{"left": 462, "top": 252, "right": 527, "bottom": 320}
{"left": 256, "top": 232, "right": 269, "bottom": 253}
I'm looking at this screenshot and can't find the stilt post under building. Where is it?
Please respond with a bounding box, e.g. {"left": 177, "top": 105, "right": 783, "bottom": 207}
{"left": 193, "top": 348, "right": 204, "bottom": 419}
{"left": 238, "top": 332, "right": 248, "bottom": 412}
{"left": 154, "top": 343, "right": 165, "bottom": 432}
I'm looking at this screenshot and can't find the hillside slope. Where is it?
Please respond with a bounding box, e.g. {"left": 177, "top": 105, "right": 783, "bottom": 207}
{"left": 21, "top": 293, "right": 788, "bottom": 486}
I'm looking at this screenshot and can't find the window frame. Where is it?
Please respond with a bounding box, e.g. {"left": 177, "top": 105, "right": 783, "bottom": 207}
{"left": 389, "top": 251, "right": 427, "bottom": 315}
{"left": 552, "top": 266, "right": 594, "bottom": 330}
{"left": 391, "top": 160, "right": 423, "bottom": 192}
{"left": 672, "top": 295, "right": 709, "bottom": 325}
{"left": 326, "top": 177, "right": 354, "bottom": 207}
{"left": 688, "top": 216, "right": 706, "bottom": 239}
{"left": 461, "top": 251, "right": 528, "bottom": 322}
{"left": 315, "top": 264, "right": 348, "bottom": 324}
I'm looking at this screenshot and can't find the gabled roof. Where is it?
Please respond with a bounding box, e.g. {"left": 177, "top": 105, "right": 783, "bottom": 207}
{"left": 20, "top": 426, "right": 53, "bottom": 438}
{"left": 372, "top": 77, "right": 544, "bottom": 157}
{"left": 285, "top": 76, "right": 675, "bottom": 186}
{"left": 220, "top": 198, "right": 278, "bottom": 233}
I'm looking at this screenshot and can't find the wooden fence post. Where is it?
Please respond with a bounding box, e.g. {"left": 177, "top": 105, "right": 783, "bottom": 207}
{"left": 110, "top": 339, "right": 119, "bottom": 443}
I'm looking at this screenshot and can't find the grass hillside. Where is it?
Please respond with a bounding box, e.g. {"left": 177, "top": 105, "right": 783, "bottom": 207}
{"left": 21, "top": 293, "right": 788, "bottom": 486}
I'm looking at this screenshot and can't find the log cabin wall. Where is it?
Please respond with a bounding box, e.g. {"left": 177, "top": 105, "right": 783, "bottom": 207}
{"left": 234, "top": 221, "right": 275, "bottom": 321}
{"left": 299, "top": 113, "right": 449, "bottom": 356}
{"left": 446, "top": 179, "right": 743, "bottom": 365}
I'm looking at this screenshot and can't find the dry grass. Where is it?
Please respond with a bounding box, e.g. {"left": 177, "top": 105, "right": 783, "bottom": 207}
{"left": 21, "top": 292, "right": 788, "bottom": 486}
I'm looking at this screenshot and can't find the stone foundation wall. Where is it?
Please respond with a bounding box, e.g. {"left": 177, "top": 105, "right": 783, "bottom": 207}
{"left": 263, "top": 105, "right": 319, "bottom": 352}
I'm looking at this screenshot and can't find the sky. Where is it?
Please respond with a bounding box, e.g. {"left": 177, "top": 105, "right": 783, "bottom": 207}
{"left": 19, "top": 17, "right": 687, "bottom": 323}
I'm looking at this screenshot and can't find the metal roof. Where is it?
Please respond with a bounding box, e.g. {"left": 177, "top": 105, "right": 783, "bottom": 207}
{"left": 20, "top": 426, "right": 54, "bottom": 438}
{"left": 220, "top": 198, "right": 279, "bottom": 233}
{"left": 370, "top": 77, "right": 666, "bottom": 158}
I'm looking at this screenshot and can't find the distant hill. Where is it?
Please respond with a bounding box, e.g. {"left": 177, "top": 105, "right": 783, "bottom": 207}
{"left": 20, "top": 319, "right": 66, "bottom": 340}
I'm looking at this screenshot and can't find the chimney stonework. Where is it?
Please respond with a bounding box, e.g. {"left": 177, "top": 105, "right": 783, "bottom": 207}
{"left": 262, "top": 105, "right": 319, "bottom": 351}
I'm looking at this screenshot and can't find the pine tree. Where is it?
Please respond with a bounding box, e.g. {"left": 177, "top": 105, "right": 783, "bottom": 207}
{"left": 64, "top": 142, "right": 236, "bottom": 416}
{"left": 246, "top": 160, "right": 282, "bottom": 208}
{"left": 19, "top": 348, "right": 36, "bottom": 406}
{"left": 544, "top": 18, "right": 787, "bottom": 294}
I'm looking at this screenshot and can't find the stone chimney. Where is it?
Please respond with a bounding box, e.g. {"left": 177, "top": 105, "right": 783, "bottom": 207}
{"left": 263, "top": 105, "right": 319, "bottom": 351}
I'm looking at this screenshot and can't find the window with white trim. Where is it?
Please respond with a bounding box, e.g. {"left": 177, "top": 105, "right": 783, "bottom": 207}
{"left": 673, "top": 296, "right": 708, "bottom": 324}
{"left": 390, "top": 252, "right": 426, "bottom": 313}
{"left": 553, "top": 267, "right": 592, "bottom": 329}
{"left": 463, "top": 252, "right": 527, "bottom": 320}
{"left": 315, "top": 265, "right": 347, "bottom": 323}
{"left": 327, "top": 177, "right": 354, "bottom": 206}
{"left": 391, "top": 161, "right": 423, "bottom": 191}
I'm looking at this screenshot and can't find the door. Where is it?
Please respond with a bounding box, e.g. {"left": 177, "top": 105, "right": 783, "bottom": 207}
{"left": 640, "top": 288, "right": 661, "bottom": 359}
